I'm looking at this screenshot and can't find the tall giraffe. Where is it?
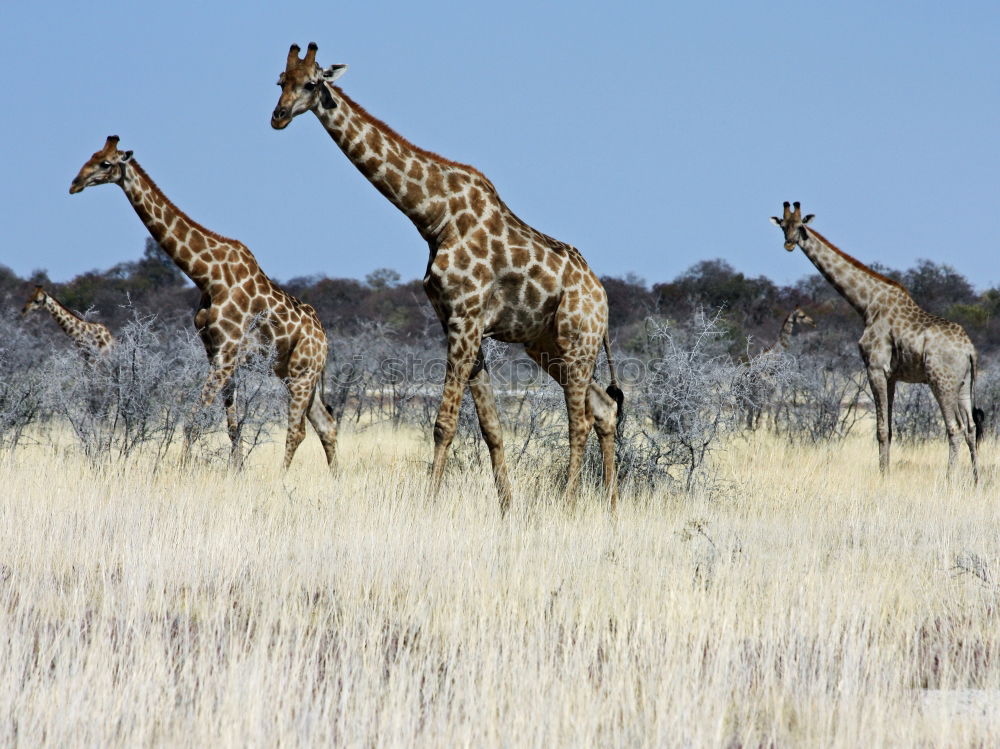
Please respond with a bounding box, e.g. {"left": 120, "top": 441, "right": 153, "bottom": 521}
{"left": 69, "top": 136, "right": 338, "bottom": 470}
{"left": 270, "top": 43, "right": 623, "bottom": 511}
{"left": 771, "top": 202, "right": 981, "bottom": 480}
{"left": 22, "top": 285, "right": 114, "bottom": 359}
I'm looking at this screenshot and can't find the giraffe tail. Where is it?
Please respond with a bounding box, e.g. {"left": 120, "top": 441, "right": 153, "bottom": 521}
{"left": 603, "top": 330, "right": 624, "bottom": 423}
{"left": 970, "top": 353, "right": 984, "bottom": 446}
{"left": 319, "top": 364, "right": 336, "bottom": 419}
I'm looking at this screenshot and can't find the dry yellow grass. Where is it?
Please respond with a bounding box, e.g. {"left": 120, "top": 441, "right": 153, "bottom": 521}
{"left": 2, "top": 427, "right": 999, "bottom": 746}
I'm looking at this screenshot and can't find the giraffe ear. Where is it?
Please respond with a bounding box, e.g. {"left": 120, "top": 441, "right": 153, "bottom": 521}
{"left": 319, "top": 82, "right": 338, "bottom": 109}
{"left": 321, "top": 64, "right": 348, "bottom": 83}
{"left": 769, "top": 217, "right": 781, "bottom": 226}
{"left": 121, "top": 150, "right": 133, "bottom": 162}
{"left": 802, "top": 214, "right": 815, "bottom": 224}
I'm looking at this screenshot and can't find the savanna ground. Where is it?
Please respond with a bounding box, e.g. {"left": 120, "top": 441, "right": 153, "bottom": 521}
{"left": 2, "top": 425, "right": 999, "bottom": 747}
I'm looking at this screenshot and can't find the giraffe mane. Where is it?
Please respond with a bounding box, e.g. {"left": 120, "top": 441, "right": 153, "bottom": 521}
{"left": 805, "top": 228, "right": 908, "bottom": 293}
{"left": 129, "top": 160, "right": 241, "bottom": 246}
{"left": 333, "top": 88, "right": 581, "bottom": 255}
{"left": 332, "top": 86, "right": 496, "bottom": 190}
{"left": 46, "top": 292, "right": 87, "bottom": 321}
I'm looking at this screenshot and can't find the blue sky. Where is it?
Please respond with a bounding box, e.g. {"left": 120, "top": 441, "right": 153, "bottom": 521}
{"left": 2, "top": 1, "right": 998, "bottom": 288}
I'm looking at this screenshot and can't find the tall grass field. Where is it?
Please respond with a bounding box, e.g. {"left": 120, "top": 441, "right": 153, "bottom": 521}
{"left": 2, "top": 428, "right": 998, "bottom": 746}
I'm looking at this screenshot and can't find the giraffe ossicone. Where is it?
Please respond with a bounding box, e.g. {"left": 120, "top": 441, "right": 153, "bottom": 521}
{"left": 771, "top": 201, "right": 981, "bottom": 481}
{"left": 272, "top": 43, "right": 624, "bottom": 511}
{"left": 70, "top": 136, "right": 339, "bottom": 470}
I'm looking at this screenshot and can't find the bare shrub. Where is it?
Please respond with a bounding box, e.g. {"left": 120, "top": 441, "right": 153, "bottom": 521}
{"left": 431, "top": 309, "right": 794, "bottom": 497}
{"left": 0, "top": 320, "right": 47, "bottom": 450}
{"left": 0, "top": 312, "right": 287, "bottom": 469}
{"left": 617, "top": 308, "right": 790, "bottom": 492}
{"left": 891, "top": 382, "right": 943, "bottom": 443}
{"left": 769, "top": 344, "right": 867, "bottom": 443}
{"left": 974, "top": 358, "right": 1000, "bottom": 439}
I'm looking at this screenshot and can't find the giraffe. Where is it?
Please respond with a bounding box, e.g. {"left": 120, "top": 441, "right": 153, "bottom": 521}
{"left": 771, "top": 201, "right": 982, "bottom": 480}
{"left": 763, "top": 307, "right": 815, "bottom": 356}
{"left": 21, "top": 285, "right": 115, "bottom": 360}
{"left": 271, "top": 43, "right": 623, "bottom": 511}
{"left": 70, "top": 136, "right": 339, "bottom": 470}
{"left": 745, "top": 306, "right": 816, "bottom": 430}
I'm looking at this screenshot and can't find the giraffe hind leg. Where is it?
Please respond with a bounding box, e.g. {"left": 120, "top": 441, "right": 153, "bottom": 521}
{"left": 525, "top": 338, "right": 601, "bottom": 508}
{"left": 306, "top": 383, "right": 339, "bottom": 469}
{"left": 283, "top": 373, "right": 315, "bottom": 470}
{"left": 588, "top": 381, "right": 620, "bottom": 511}
{"left": 954, "top": 374, "right": 979, "bottom": 484}
{"left": 930, "top": 382, "right": 966, "bottom": 480}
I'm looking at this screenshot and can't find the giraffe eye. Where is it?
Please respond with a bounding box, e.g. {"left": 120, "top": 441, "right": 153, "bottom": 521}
{"left": 303, "top": 82, "right": 316, "bottom": 91}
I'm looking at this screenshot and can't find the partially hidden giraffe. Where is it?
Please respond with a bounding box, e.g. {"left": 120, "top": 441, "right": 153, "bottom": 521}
{"left": 271, "top": 43, "right": 623, "bottom": 511}
{"left": 745, "top": 306, "right": 816, "bottom": 430}
{"left": 70, "top": 136, "right": 338, "bottom": 470}
{"left": 763, "top": 307, "right": 815, "bottom": 356}
{"left": 771, "top": 201, "right": 982, "bottom": 480}
{"left": 22, "top": 285, "right": 114, "bottom": 360}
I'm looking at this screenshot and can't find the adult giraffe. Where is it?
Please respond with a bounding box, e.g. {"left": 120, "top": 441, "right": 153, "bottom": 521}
{"left": 22, "top": 285, "right": 115, "bottom": 360}
{"left": 771, "top": 201, "right": 981, "bottom": 480}
{"left": 70, "top": 136, "right": 338, "bottom": 470}
{"left": 271, "top": 43, "right": 622, "bottom": 511}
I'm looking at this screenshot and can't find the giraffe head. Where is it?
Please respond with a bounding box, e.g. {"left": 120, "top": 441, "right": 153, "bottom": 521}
{"left": 271, "top": 42, "right": 348, "bottom": 129}
{"left": 21, "top": 286, "right": 47, "bottom": 317}
{"left": 69, "top": 136, "right": 133, "bottom": 194}
{"left": 769, "top": 201, "right": 815, "bottom": 251}
{"left": 790, "top": 306, "right": 816, "bottom": 330}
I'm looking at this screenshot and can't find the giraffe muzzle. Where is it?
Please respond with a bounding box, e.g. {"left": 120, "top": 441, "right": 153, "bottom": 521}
{"left": 784, "top": 242, "right": 796, "bottom": 251}
{"left": 271, "top": 107, "right": 290, "bottom": 129}
{"left": 69, "top": 178, "right": 84, "bottom": 194}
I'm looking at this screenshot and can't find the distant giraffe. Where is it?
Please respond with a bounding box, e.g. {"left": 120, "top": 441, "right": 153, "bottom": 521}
{"left": 763, "top": 307, "right": 815, "bottom": 356}
{"left": 771, "top": 202, "right": 981, "bottom": 480}
{"left": 21, "top": 285, "right": 114, "bottom": 360}
{"left": 271, "top": 43, "right": 623, "bottom": 511}
{"left": 70, "top": 136, "right": 338, "bottom": 469}
{"left": 745, "top": 306, "right": 816, "bottom": 430}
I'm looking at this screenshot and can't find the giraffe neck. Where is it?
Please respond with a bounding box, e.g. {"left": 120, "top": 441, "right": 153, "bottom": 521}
{"left": 43, "top": 295, "right": 88, "bottom": 342}
{"left": 776, "top": 313, "right": 798, "bottom": 350}
{"left": 798, "top": 228, "right": 902, "bottom": 316}
{"left": 312, "top": 86, "right": 482, "bottom": 238}
{"left": 118, "top": 159, "right": 237, "bottom": 290}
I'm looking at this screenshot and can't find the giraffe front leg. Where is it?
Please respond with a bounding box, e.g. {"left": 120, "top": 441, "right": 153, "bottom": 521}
{"left": 866, "top": 367, "right": 892, "bottom": 475}
{"left": 183, "top": 351, "right": 238, "bottom": 465}
{"left": 467, "top": 350, "right": 513, "bottom": 514}
{"left": 429, "top": 324, "right": 481, "bottom": 498}
{"left": 221, "top": 379, "right": 243, "bottom": 471}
